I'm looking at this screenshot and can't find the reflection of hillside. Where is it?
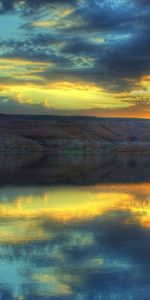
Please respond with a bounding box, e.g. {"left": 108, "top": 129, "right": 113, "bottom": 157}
{"left": 0, "top": 153, "right": 150, "bottom": 185}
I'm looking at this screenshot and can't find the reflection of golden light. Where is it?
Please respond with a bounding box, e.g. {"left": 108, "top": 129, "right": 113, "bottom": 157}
{"left": 0, "top": 219, "right": 52, "bottom": 243}
{"left": 31, "top": 273, "right": 73, "bottom": 296}
{"left": 0, "top": 191, "right": 131, "bottom": 220}
{"left": 0, "top": 183, "right": 150, "bottom": 243}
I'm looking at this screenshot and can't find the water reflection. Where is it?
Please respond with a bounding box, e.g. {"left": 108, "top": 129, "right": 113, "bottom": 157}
{"left": 0, "top": 152, "right": 150, "bottom": 185}
{"left": 0, "top": 155, "right": 149, "bottom": 299}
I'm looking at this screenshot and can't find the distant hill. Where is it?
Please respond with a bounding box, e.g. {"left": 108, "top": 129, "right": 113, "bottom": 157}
{"left": 0, "top": 114, "right": 150, "bottom": 153}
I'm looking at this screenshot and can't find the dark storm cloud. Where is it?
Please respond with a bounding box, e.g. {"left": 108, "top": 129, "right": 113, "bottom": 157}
{"left": 68, "top": 1, "right": 134, "bottom": 33}
{"left": 0, "top": 0, "right": 150, "bottom": 93}
{"left": 24, "top": 0, "right": 75, "bottom": 6}
{"left": 0, "top": 0, "right": 76, "bottom": 12}
{"left": 57, "top": 0, "right": 150, "bottom": 91}
{"left": 0, "top": 36, "right": 69, "bottom": 66}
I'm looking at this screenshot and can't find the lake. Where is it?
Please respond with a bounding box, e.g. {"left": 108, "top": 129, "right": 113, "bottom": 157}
{"left": 0, "top": 153, "right": 149, "bottom": 300}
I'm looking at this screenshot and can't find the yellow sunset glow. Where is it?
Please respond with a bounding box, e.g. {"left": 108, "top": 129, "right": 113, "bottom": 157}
{"left": 0, "top": 58, "right": 48, "bottom": 66}
{"left": 0, "top": 82, "right": 126, "bottom": 110}
{"left": 0, "top": 55, "right": 149, "bottom": 115}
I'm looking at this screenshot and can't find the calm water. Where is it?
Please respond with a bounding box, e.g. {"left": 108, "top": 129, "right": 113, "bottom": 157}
{"left": 0, "top": 154, "right": 150, "bottom": 300}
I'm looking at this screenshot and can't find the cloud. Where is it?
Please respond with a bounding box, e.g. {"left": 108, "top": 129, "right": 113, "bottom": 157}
{"left": 0, "top": 95, "right": 150, "bottom": 118}
{"left": 0, "top": 0, "right": 150, "bottom": 112}
{"left": 0, "top": 0, "right": 76, "bottom": 13}
{"left": 0, "top": 96, "right": 56, "bottom": 114}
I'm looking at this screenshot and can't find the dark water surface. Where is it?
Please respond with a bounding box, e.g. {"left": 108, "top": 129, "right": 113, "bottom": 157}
{"left": 0, "top": 153, "right": 150, "bottom": 299}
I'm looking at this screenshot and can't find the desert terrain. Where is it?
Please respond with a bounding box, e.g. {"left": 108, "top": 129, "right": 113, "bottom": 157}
{"left": 0, "top": 114, "right": 150, "bottom": 153}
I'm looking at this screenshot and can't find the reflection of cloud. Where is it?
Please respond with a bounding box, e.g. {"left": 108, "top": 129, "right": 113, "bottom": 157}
{"left": 0, "top": 160, "right": 150, "bottom": 299}
{"left": 0, "top": 185, "right": 150, "bottom": 299}
{"left": 0, "top": 183, "right": 149, "bottom": 245}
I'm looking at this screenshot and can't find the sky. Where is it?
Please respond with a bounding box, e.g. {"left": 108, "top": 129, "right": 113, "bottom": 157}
{"left": 0, "top": 0, "right": 150, "bottom": 117}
